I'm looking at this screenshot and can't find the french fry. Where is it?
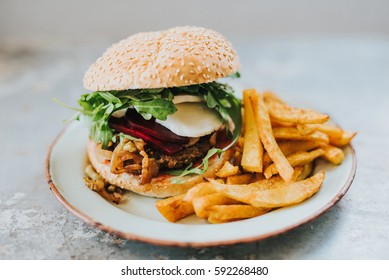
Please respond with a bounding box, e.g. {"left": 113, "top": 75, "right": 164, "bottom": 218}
{"left": 241, "top": 89, "right": 264, "bottom": 172}
{"left": 156, "top": 194, "right": 194, "bottom": 222}
{"left": 297, "top": 162, "right": 313, "bottom": 180}
{"left": 192, "top": 193, "right": 239, "bottom": 219}
{"left": 264, "top": 148, "right": 324, "bottom": 179}
{"left": 226, "top": 173, "right": 255, "bottom": 185}
{"left": 298, "top": 123, "right": 344, "bottom": 138}
{"left": 251, "top": 166, "right": 303, "bottom": 190}
{"left": 271, "top": 119, "right": 295, "bottom": 127}
{"left": 263, "top": 91, "right": 286, "bottom": 104}
{"left": 272, "top": 127, "right": 330, "bottom": 143}
{"left": 216, "top": 161, "right": 240, "bottom": 178}
{"left": 251, "top": 92, "right": 294, "bottom": 182}
{"left": 317, "top": 123, "right": 343, "bottom": 139}
{"left": 207, "top": 205, "right": 270, "bottom": 224}
{"left": 211, "top": 171, "right": 325, "bottom": 208}
{"left": 183, "top": 182, "right": 216, "bottom": 203}
{"left": 329, "top": 131, "right": 357, "bottom": 147}
{"left": 321, "top": 145, "right": 345, "bottom": 165}
{"left": 263, "top": 140, "right": 321, "bottom": 166}
{"left": 250, "top": 175, "right": 285, "bottom": 189}
{"left": 266, "top": 99, "right": 329, "bottom": 124}
{"left": 296, "top": 124, "right": 321, "bottom": 135}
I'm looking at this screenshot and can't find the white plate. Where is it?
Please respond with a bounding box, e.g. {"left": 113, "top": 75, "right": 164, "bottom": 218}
{"left": 46, "top": 122, "right": 356, "bottom": 247}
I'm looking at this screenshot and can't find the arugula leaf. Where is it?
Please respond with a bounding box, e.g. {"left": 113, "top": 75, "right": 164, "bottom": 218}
{"left": 169, "top": 148, "right": 222, "bottom": 183}
{"left": 74, "top": 89, "right": 176, "bottom": 148}
{"left": 132, "top": 99, "right": 177, "bottom": 120}
{"left": 228, "top": 71, "right": 241, "bottom": 79}
{"left": 199, "top": 82, "right": 242, "bottom": 151}
{"left": 97, "top": 91, "right": 121, "bottom": 103}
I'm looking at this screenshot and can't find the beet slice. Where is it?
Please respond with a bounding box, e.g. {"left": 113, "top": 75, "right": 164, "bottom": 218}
{"left": 108, "top": 117, "right": 183, "bottom": 155}
{"left": 124, "top": 109, "right": 189, "bottom": 144}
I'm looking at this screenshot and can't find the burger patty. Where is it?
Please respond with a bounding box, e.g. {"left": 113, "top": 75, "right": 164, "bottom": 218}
{"left": 147, "top": 138, "right": 212, "bottom": 169}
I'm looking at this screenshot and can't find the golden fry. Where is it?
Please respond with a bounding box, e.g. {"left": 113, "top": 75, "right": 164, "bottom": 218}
{"left": 156, "top": 194, "right": 194, "bottom": 222}
{"left": 264, "top": 148, "right": 324, "bottom": 179}
{"left": 192, "top": 193, "right": 238, "bottom": 219}
{"left": 263, "top": 91, "right": 286, "bottom": 104}
{"left": 271, "top": 119, "right": 295, "bottom": 127}
{"left": 272, "top": 127, "right": 330, "bottom": 143}
{"left": 241, "top": 89, "right": 264, "bottom": 172}
{"left": 263, "top": 140, "right": 321, "bottom": 166}
{"left": 211, "top": 171, "right": 325, "bottom": 208}
{"left": 296, "top": 124, "right": 321, "bottom": 135}
{"left": 297, "top": 162, "right": 314, "bottom": 181}
{"left": 321, "top": 145, "right": 345, "bottom": 165}
{"left": 251, "top": 92, "right": 294, "bottom": 182}
{"left": 208, "top": 205, "right": 270, "bottom": 224}
{"left": 251, "top": 166, "right": 303, "bottom": 190}
{"left": 317, "top": 123, "right": 343, "bottom": 139}
{"left": 216, "top": 161, "right": 240, "bottom": 178}
{"left": 266, "top": 100, "right": 329, "bottom": 124}
{"left": 226, "top": 173, "right": 255, "bottom": 185}
{"left": 183, "top": 182, "right": 216, "bottom": 203}
{"left": 250, "top": 175, "right": 285, "bottom": 190}
{"left": 329, "top": 131, "right": 357, "bottom": 147}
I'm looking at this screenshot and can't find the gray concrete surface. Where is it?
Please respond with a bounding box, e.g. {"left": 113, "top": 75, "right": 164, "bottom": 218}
{"left": 1, "top": 36, "right": 388, "bottom": 259}
{"left": 2, "top": 0, "right": 389, "bottom": 42}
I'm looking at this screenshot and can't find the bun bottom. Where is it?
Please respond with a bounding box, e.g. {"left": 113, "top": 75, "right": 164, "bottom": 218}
{"left": 87, "top": 140, "right": 232, "bottom": 198}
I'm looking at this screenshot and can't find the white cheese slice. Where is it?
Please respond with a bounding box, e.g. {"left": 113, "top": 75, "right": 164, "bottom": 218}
{"left": 156, "top": 102, "right": 222, "bottom": 137}
{"left": 172, "top": 94, "right": 203, "bottom": 104}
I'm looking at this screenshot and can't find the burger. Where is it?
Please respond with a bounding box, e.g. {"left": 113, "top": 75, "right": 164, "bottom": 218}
{"left": 76, "top": 26, "right": 242, "bottom": 198}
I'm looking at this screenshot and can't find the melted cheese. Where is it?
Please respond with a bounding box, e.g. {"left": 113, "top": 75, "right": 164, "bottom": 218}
{"left": 156, "top": 102, "right": 222, "bottom": 137}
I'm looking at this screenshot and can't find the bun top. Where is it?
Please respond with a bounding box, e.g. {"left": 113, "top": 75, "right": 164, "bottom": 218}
{"left": 83, "top": 26, "right": 240, "bottom": 91}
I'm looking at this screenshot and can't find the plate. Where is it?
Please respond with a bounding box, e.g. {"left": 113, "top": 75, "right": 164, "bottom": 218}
{"left": 46, "top": 122, "right": 356, "bottom": 247}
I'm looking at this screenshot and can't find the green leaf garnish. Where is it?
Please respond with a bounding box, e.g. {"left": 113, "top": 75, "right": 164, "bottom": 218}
{"left": 169, "top": 148, "right": 222, "bottom": 184}
{"left": 67, "top": 89, "right": 177, "bottom": 148}
{"left": 228, "top": 71, "right": 241, "bottom": 79}
{"left": 58, "top": 80, "right": 242, "bottom": 179}
{"left": 132, "top": 99, "right": 177, "bottom": 120}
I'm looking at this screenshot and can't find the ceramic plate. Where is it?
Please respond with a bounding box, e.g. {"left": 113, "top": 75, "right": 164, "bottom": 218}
{"left": 46, "top": 121, "right": 356, "bottom": 247}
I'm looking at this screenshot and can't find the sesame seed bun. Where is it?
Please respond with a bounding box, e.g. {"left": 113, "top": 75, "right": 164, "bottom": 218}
{"left": 87, "top": 140, "right": 232, "bottom": 198}
{"left": 83, "top": 26, "right": 240, "bottom": 91}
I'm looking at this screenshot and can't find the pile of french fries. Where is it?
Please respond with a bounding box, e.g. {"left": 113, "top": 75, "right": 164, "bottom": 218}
{"left": 156, "top": 89, "right": 356, "bottom": 224}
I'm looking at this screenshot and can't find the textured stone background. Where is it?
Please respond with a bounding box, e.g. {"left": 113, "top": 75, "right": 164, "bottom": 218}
{"left": 1, "top": 0, "right": 389, "bottom": 260}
